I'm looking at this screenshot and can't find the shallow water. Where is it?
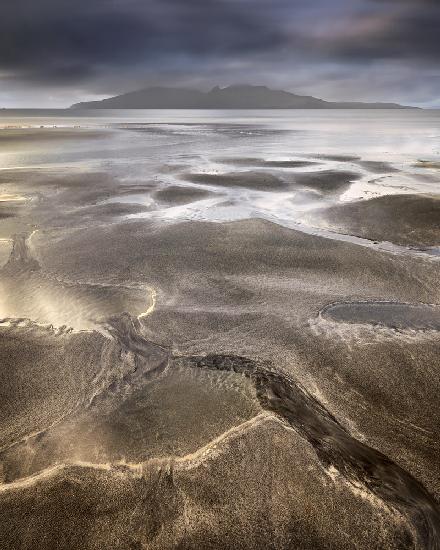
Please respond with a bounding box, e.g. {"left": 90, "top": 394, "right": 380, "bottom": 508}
{"left": 1, "top": 110, "right": 439, "bottom": 253}
{"left": 321, "top": 301, "right": 440, "bottom": 331}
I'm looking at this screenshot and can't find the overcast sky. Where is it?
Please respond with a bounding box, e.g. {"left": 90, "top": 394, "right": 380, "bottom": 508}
{"left": 1, "top": 0, "right": 439, "bottom": 107}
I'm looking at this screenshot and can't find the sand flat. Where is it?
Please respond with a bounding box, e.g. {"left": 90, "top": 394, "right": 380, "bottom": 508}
{"left": 0, "top": 114, "right": 439, "bottom": 549}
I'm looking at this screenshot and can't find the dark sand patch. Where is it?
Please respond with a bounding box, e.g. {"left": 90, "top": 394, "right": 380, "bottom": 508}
{"left": 293, "top": 170, "right": 360, "bottom": 195}
{"left": 0, "top": 204, "right": 21, "bottom": 219}
{"left": 322, "top": 301, "right": 440, "bottom": 330}
{"left": 182, "top": 171, "right": 289, "bottom": 191}
{"left": 314, "top": 154, "right": 361, "bottom": 162}
{"left": 215, "top": 157, "right": 319, "bottom": 169}
{"left": 306, "top": 194, "right": 440, "bottom": 247}
{"left": 153, "top": 185, "right": 214, "bottom": 205}
{"left": 356, "top": 160, "right": 399, "bottom": 173}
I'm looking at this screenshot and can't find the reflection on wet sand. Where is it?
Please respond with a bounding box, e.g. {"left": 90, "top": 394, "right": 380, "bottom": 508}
{"left": 0, "top": 113, "right": 439, "bottom": 549}
{"left": 0, "top": 235, "right": 153, "bottom": 331}
{"left": 0, "top": 194, "right": 26, "bottom": 202}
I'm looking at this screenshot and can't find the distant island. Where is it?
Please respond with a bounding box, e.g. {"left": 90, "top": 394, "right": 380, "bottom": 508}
{"left": 71, "top": 85, "right": 415, "bottom": 110}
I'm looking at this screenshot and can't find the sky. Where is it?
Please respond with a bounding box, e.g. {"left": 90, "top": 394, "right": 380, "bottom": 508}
{"left": 1, "top": 0, "right": 439, "bottom": 107}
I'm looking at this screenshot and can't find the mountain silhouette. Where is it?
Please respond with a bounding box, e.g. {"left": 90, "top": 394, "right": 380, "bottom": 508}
{"left": 71, "top": 85, "right": 413, "bottom": 109}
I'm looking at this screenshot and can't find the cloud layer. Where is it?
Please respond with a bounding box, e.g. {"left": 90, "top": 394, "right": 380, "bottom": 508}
{"left": 1, "top": 0, "right": 439, "bottom": 106}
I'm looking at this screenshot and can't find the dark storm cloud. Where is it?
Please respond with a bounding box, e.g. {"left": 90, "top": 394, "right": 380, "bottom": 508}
{"left": 0, "top": 0, "right": 439, "bottom": 106}
{"left": 0, "top": 0, "right": 287, "bottom": 82}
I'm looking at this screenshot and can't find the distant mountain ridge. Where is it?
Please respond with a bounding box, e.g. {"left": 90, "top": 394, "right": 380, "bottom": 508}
{"left": 71, "top": 85, "right": 414, "bottom": 109}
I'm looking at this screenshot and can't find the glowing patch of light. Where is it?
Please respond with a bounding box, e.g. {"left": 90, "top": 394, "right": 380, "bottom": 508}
{"left": 138, "top": 287, "right": 157, "bottom": 319}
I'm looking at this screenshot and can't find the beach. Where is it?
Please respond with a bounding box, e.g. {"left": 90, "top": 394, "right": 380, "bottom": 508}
{"left": 0, "top": 109, "right": 439, "bottom": 549}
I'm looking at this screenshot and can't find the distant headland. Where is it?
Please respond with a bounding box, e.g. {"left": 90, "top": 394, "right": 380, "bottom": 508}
{"left": 71, "top": 85, "right": 416, "bottom": 110}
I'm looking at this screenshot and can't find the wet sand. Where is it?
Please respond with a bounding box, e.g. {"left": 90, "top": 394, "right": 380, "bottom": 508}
{"left": 321, "top": 301, "right": 440, "bottom": 330}
{"left": 304, "top": 194, "right": 440, "bottom": 247}
{"left": 0, "top": 119, "right": 439, "bottom": 549}
{"left": 356, "top": 160, "right": 399, "bottom": 173}
{"left": 0, "top": 205, "right": 20, "bottom": 219}
{"left": 153, "top": 185, "right": 215, "bottom": 205}
{"left": 292, "top": 170, "right": 361, "bottom": 195}
{"left": 182, "top": 170, "right": 291, "bottom": 191}
{"left": 215, "top": 156, "right": 320, "bottom": 168}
